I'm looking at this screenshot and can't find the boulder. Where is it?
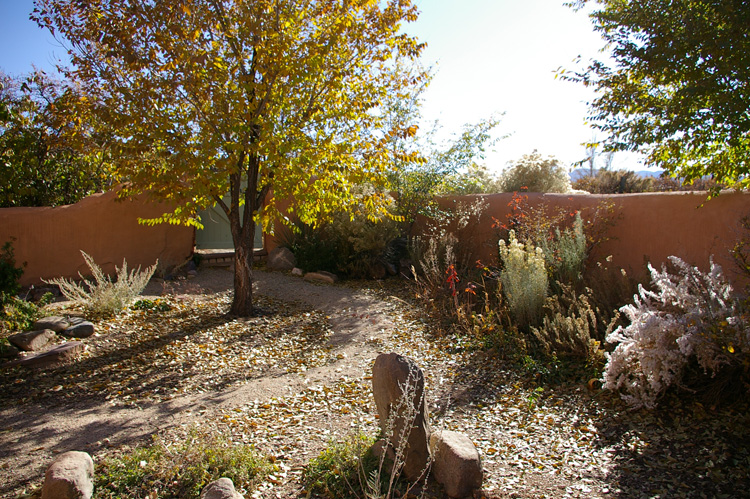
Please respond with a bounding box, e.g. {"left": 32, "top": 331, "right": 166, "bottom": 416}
{"left": 11, "top": 341, "right": 85, "bottom": 369}
{"left": 372, "top": 352, "right": 431, "bottom": 481}
{"left": 267, "top": 247, "right": 296, "bottom": 272}
{"left": 41, "top": 451, "right": 94, "bottom": 499}
{"left": 430, "top": 430, "right": 483, "bottom": 498}
{"left": 61, "top": 320, "right": 95, "bottom": 339}
{"left": 33, "top": 316, "right": 70, "bottom": 333}
{"left": 201, "top": 477, "right": 244, "bottom": 499}
{"left": 8, "top": 329, "right": 56, "bottom": 351}
{"left": 304, "top": 271, "right": 338, "bottom": 284}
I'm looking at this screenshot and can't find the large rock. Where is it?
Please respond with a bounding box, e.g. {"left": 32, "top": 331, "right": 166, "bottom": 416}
{"left": 430, "top": 430, "right": 483, "bottom": 498}
{"left": 201, "top": 477, "right": 244, "bottom": 499}
{"left": 33, "top": 316, "right": 70, "bottom": 333}
{"left": 11, "top": 341, "right": 85, "bottom": 369}
{"left": 61, "top": 319, "right": 95, "bottom": 339}
{"left": 41, "top": 451, "right": 94, "bottom": 499}
{"left": 372, "top": 352, "right": 431, "bottom": 481}
{"left": 8, "top": 329, "right": 56, "bottom": 351}
{"left": 267, "top": 247, "right": 296, "bottom": 271}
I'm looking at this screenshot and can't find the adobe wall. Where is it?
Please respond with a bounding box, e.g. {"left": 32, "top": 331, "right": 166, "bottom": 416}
{"left": 421, "top": 190, "right": 750, "bottom": 288}
{"left": 0, "top": 190, "right": 195, "bottom": 287}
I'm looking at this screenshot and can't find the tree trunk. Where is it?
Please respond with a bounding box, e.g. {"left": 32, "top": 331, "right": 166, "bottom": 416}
{"left": 230, "top": 236, "right": 254, "bottom": 316}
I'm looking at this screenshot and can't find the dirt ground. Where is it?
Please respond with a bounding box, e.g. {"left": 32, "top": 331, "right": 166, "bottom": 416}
{"left": 2, "top": 267, "right": 750, "bottom": 499}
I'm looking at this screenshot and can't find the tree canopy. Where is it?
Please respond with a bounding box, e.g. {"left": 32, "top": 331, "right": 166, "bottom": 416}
{"left": 563, "top": 0, "right": 750, "bottom": 191}
{"left": 35, "top": 0, "right": 426, "bottom": 315}
{"left": 0, "top": 71, "right": 113, "bottom": 207}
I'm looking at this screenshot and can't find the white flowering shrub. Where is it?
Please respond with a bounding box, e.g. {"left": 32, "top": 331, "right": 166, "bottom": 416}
{"left": 499, "top": 230, "right": 548, "bottom": 329}
{"left": 603, "top": 256, "right": 750, "bottom": 409}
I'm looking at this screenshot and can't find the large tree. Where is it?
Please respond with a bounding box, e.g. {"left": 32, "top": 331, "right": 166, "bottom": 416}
{"left": 34, "top": 0, "right": 425, "bottom": 315}
{"left": 564, "top": 0, "right": 750, "bottom": 191}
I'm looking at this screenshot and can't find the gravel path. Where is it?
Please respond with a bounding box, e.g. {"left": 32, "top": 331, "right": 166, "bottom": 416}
{"left": 0, "top": 268, "right": 399, "bottom": 498}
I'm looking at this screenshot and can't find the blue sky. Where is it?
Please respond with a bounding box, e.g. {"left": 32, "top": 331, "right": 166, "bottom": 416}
{"left": 0, "top": 0, "right": 643, "bottom": 172}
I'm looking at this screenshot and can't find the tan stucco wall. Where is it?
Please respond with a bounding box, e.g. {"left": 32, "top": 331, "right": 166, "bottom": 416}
{"left": 0, "top": 190, "right": 194, "bottom": 287}
{"left": 420, "top": 190, "right": 750, "bottom": 288}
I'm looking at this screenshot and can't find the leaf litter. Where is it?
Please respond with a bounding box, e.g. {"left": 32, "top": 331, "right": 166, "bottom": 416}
{"left": 2, "top": 273, "right": 750, "bottom": 498}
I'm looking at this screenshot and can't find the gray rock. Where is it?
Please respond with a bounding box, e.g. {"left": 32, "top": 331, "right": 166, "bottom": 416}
{"left": 201, "top": 477, "right": 244, "bottom": 499}
{"left": 8, "top": 329, "right": 56, "bottom": 351}
{"left": 291, "top": 267, "right": 304, "bottom": 276}
{"left": 41, "top": 451, "right": 94, "bottom": 499}
{"left": 304, "top": 271, "right": 338, "bottom": 284}
{"left": 267, "top": 247, "right": 296, "bottom": 272}
{"left": 33, "top": 316, "right": 70, "bottom": 333}
{"left": 372, "top": 352, "right": 431, "bottom": 481}
{"left": 430, "top": 430, "right": 483, "bottom": 498}
{"left": 62, "top": 321, "right": 95, "bottom": 339}
{"left": 9, "top": 341, "right": 85, "bottom": 369}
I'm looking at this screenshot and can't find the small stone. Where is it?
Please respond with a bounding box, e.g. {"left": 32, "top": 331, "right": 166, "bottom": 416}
{"left": 304, "top": 271, "right": 338, "bottom": 284}
{"left": 430, "top": 430, "right": 483, "bottom": 498}
{"left": 41, "top": 451, "right": 94, "bottom": 499}
{"left": 8, "top": 329, "right": 56, "bottom": 351}
{"left": 291, "top": 267, "right": 304, "bottom": 276}
{"left": 201, "top": 477, "right": 244, "bottom": 499}
{"left": 61, "top": 321, "right": 95, "bottom": 339}
{"left": 33, "top": 316, "right": 70, "bottom": 333}
{"left": 0, "top": 343, "right": 20, "bottom": 359}
{"left": 369, "top": 262, "right": 387, "bottom": 280}
{"left": 267, "top": 247, "right": 296, "bottom": 272}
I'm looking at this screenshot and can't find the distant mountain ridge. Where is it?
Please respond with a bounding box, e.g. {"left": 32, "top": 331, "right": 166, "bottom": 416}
{"left": 569, "top": 168, "right": 664, "bottom": 181}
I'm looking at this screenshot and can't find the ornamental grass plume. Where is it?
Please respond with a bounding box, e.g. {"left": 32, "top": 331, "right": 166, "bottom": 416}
{"left": 498, "top": 230, "right": 548, "bottom": 330}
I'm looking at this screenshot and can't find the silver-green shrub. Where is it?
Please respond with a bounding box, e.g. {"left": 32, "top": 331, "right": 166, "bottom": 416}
{"left": 498, "top": 230, "right": 548, "bottom": 329}
{"left": 538, "top": 212, "right": 587, "bottom": 285}
{"left": 45, "top": 251, "right": 157, "bottom": 317}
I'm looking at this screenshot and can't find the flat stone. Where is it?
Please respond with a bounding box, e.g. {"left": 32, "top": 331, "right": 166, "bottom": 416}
{"left": 8, "top": 329, "right": 56, "bottom": 351}
{"left": 61, "top": 321, "right": 95, "bottom": 338}
{"left": 201, "top": 477, "right": 244, "bottom": 499}
{"left": 304, "top": 271, "right": 338, "bottom": 284}
{"left": 33, "top": 316, "right": 70, "bottom": 333}
{"left": 41, "top": 451, "right": 94, "bottom": 499}
{"left": 9, "top": 341, "right": 85, "bottom": 369}
{"left": 430, "top": 430, "right": 483, "bottom": 498}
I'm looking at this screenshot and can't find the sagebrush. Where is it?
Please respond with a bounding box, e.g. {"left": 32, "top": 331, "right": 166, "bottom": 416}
{"left": 45, "top": 251, "right": 157, "bottom": 317}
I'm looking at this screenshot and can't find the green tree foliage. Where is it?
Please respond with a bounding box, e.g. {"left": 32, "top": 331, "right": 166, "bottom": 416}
{"left": 499, "top": 151, "right": 571, "bottom": 193}
{"left": 564, "top": 0, "right": 750, "bottom": 193}
{"left": 387, "top": 114, "right": 503, "bottom": 235}
{"left": 0, "top": 71, "right": 113, "bottom": 207}
{"left": 35, "top": 0, "right": 426, "bottom": 316}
